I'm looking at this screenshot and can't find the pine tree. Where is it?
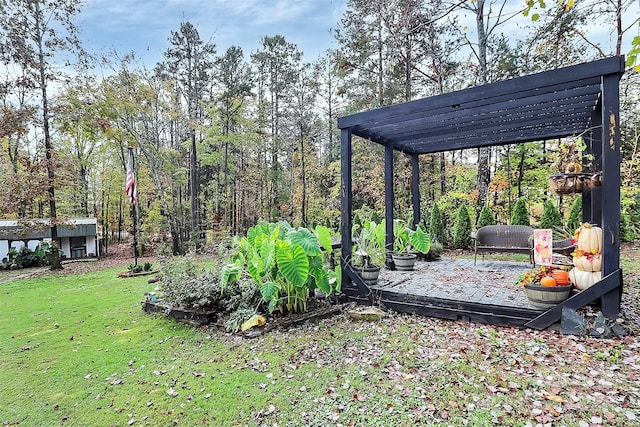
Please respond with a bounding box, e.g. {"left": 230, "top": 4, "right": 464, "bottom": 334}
{"left": 510, "top": 198, "right": 530, "bottom": 226}
{"left": 567, "top": 196, "right": 582, "bottom": 233}
{"left": 476, "top": 204, "right": 496, "bottom": 228}
{"left": 539, "top": 200, "right": 563, "bottom": 229}
{"left": 453, "top": 204, "right": 472, "bottom": 249}
{"left": 428, "top": 203, "right": 446, "bottom": 247}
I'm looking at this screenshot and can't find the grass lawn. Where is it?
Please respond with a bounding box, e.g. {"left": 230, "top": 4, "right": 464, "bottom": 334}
{"left": 1, "top": 255, "right": 639, "bottom": 426}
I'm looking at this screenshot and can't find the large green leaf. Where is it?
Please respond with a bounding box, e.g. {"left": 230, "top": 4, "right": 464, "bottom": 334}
{"left": 314, "top": 225, "right": 333, "bottom": 254}
{"left": 276, "top": 243, "right": 309, "bottom": 287}
{"left": 314, "top": 269, "right": 331, "bottom": 295}
{"left": 247, "top": 225, "right": 259, "bottom": 246}
{"left": 260, "top": 281, "right": 279, "bottom": 303}
{"left": 246, "top": 249, "right": 264, "bottom": 283}
{"left": 220, "top": 264, "right": 242, "bottom": 291}
{"left": 259, "top": 238, "right": 275, "bottom": 273}
{"left": 408, "top": 227, "right": 431, "bottom": 254}
{"left": 288, "top": 228, "right": 322, "bottom": 257}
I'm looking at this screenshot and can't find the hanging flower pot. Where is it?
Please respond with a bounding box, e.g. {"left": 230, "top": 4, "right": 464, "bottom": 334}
{"left": 548, "top": 173, "right": 600, "bottom": 195}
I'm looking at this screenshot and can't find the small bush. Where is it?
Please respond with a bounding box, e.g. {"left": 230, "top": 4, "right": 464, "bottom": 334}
{"left": 476, "top": 204, "right": 496, "bottom": 228}
{"left": 567, "top": 196, "right": 582, "bottom": 233}
{"left": 158, "top": 257, "right": 261, "bottom": 312}
{"left": 428, "top": 204, "right": 446, "bottom": 247}
{"left": 539, "top": 200, "right": 563, "bottom": 229}
{"left": 453, "top": 204, "right": 472, "bottom": 249}
{"left": 1, "top": 244, "right": 50, "bottom": 270}
{"left": 425, "top": 239, "right": 444, "bottom": 261}
{"left": 511, "top": 198, "right": 530, "bottom": 226}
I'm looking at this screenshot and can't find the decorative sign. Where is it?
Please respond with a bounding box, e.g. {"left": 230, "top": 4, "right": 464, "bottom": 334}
{"left": 534, "top": 229, "right": 553, "bottom": 266}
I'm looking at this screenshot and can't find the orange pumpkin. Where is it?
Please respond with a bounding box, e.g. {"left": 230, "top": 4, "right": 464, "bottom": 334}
{"left": 541, "top": 276, "right": 557, "bottom": 287}
{"left": 552, "top": 270, "right": 569, "bottom": 281}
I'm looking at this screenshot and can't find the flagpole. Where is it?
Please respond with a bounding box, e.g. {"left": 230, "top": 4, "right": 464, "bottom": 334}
{"left": 127, "top": 147, "right": 139, "bottom": 266}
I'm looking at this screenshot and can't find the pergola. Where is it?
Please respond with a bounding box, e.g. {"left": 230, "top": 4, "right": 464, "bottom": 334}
{"left": 338, "top": 56, "right": 625, "bottom": 329}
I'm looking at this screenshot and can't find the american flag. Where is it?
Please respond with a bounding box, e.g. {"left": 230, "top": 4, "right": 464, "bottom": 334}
{"left": 126, "top": 150, "right": 138, "bottom": 206}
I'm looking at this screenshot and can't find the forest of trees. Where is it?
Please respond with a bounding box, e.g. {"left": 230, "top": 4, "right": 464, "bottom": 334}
{"left": 1, "top": 0, "right": 639, "bottom": 258}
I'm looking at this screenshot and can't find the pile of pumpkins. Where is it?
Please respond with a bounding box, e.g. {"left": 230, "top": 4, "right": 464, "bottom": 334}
{"left": 569, "top": 223, "right": 602, "bottom": 290}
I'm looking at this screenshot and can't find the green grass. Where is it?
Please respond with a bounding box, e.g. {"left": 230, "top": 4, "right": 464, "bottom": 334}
{"left": 1, "top": 259, "right": 639, "bottom": 426}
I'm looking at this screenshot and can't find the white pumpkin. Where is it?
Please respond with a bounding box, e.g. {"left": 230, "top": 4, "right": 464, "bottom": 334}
{"left": 569, "top": 268, "right": 601, "bottom": 290}
{"left": 572, "top": 254, "right": 602, "bottom": 272}
{"left": 576, "top": 224, "right": 602, "bottom": 254}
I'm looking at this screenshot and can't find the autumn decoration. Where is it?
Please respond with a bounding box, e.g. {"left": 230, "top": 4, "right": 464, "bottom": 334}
{"left": 569, "top": 223, "right": 603, "bottom": 290}
{"left": 516, "top": 265, "right": 573, "bottom": 310}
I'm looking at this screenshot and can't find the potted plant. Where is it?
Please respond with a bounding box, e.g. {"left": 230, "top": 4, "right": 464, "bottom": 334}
{"left": 516, "top": 265, "right": 573, "bottom": 310}
{"left": 549, "top": 137, "right": 602, "bottom": 195}
{"left": 352, "top": 220, "right": 385, "bottom": 284}
{"left": 392, "top": 219, "right": 430, "bottom": 271}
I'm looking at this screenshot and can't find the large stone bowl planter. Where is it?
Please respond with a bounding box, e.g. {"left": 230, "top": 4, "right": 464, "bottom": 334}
{"left": 524, "top": 283, "right": 573, "bottom": 310}
{"left": 353, "top": 265, "right": 381, "bottom": 285}
{"left": 392, "top": 253, "right": 417, "bottom": 271}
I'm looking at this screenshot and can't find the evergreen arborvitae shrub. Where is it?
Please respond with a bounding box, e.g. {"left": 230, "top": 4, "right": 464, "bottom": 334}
{"left": 567, "top": 196, "right": 582, "bottom": 233}
{"left": 621, "top": 210, "right": 633, "bottom": 242}
{"left": 453, "top": 204, "right": 472, "bottom": 249}
{"left": 476, "top": 204, "right": 496, "bottom": 228}
{"left": 428, "top": 203, "right": 446, "bottom": 247}
{"left": 539, "top": 200, "right": 563, "bottom": 229}
{"left": 510, "top": 198, "right": 530, "bottom": 226}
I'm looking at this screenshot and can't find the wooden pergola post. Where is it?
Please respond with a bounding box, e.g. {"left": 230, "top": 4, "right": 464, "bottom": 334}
{"left": 411, "top": 153, "right": 421, "bottom": 228}
{"left": 384, "top": 143, "right": 394, "bottom": 268}
{"left": 600, "top": 72, "right": 622, "bottom": 317}
{"left": 340, "top": 128, "right": 353, "bottom": 288}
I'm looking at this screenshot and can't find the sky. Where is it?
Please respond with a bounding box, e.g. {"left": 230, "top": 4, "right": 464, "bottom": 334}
{"left": 76, "top": 0, "right": 638, "bottom": 70}
{"left": 79, "top": 0, "right": 347, "bottom": 66}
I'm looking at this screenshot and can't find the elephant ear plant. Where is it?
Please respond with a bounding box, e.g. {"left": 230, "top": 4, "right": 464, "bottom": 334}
{"left": 221, "top": 221, "right": 341, "bottom": 314}
{"left": 393, "top": 219, "right": 431, "bottom": 254}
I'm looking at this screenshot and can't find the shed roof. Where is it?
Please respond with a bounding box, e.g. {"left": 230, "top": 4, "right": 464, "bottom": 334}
{"left": 337, "top": 56, "right": 625, "bottom": 154}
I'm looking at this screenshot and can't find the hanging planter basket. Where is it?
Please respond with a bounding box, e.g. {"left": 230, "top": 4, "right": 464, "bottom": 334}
{"left": 548, "top": 172, "right": 602, "bottom": 195}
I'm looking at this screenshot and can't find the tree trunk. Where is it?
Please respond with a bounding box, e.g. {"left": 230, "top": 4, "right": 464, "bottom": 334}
{"left": 34, "top": 1, "right": 61, "bottom": 270}
{"left": 474, "top": 0, "right": 490, "bottom": 212}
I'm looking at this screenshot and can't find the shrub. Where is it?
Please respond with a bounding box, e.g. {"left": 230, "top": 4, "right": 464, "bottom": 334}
{"left": 476, "top": 204, "right": 496, "bottom": 228}
{"left": 453, "top": 204, "right": 472, "bottom": 249}
{"left": 428, "top": 204, "right": 446, "bottom": 247}
{"left": 539, "top": 200, "right": 563, "bottom": 229}
{"left": 511, "top": 198, "right": 530, "bottom": 226}
{"left": 1, "top": 244, "right": 50, "bottom": 270}
{"left": 621, "top": 210, "right": 633, "bottom": 242}
{"left": 567, "top": 196, "right": 582, "bottom": 233}
{"left": 158, "top": 257, "right": 260, "bottom": 313}
{"left": 425, "top": 239, "right": 444, "bottom": 261}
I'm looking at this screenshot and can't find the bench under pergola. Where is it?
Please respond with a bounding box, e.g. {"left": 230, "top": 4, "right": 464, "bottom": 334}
{"left": 338, "top": 56, "right": 625, "bottom": 329}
